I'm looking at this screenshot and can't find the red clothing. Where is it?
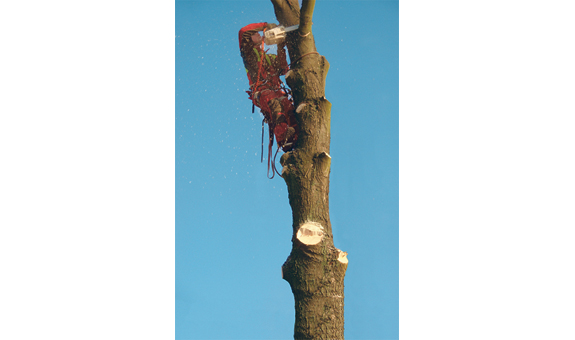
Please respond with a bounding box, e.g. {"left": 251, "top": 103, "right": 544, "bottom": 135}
{"left": 239, "top": 23, "right": 288, "bottom": 91}
{"left": 239, "top": 23, "right": 297, "bottom": 156}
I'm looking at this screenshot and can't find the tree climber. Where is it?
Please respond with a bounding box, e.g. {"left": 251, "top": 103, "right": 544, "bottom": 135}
{"left": 239, "top": 22, "right": 298, "bottom": 178}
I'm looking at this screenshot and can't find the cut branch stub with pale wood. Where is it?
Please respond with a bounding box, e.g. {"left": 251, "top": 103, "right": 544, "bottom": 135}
{"left": 270, "top": 0, "right": 348, "bottom": 339}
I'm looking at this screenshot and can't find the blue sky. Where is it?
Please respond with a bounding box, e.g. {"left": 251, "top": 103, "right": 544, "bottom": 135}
{"left": 176, "top": 1, "right": 398, "bottom": 339}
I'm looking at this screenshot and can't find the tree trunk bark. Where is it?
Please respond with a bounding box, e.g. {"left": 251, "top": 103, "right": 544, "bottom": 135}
{"left": 270, "top": 1, "right": 348, "bottom": 339}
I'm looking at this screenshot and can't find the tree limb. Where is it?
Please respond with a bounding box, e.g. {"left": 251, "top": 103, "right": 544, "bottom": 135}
{"left": 270, "top": 0, "right": 300, "bottom": 27}
{"left": 299, "top": 0, "right": 316, "bottom": 35}
{"left": 270, "top": 0, "right": 301, "bottom": 62}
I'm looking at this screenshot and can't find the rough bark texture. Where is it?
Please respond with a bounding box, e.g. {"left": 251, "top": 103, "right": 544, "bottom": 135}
{"left": 270, "top": 1, "right": 348, "bottom": 339}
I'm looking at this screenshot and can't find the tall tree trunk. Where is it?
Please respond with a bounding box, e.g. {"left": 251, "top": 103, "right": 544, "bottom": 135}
{"left": 270, "top": 1, "right": 348, "bottom": 339}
